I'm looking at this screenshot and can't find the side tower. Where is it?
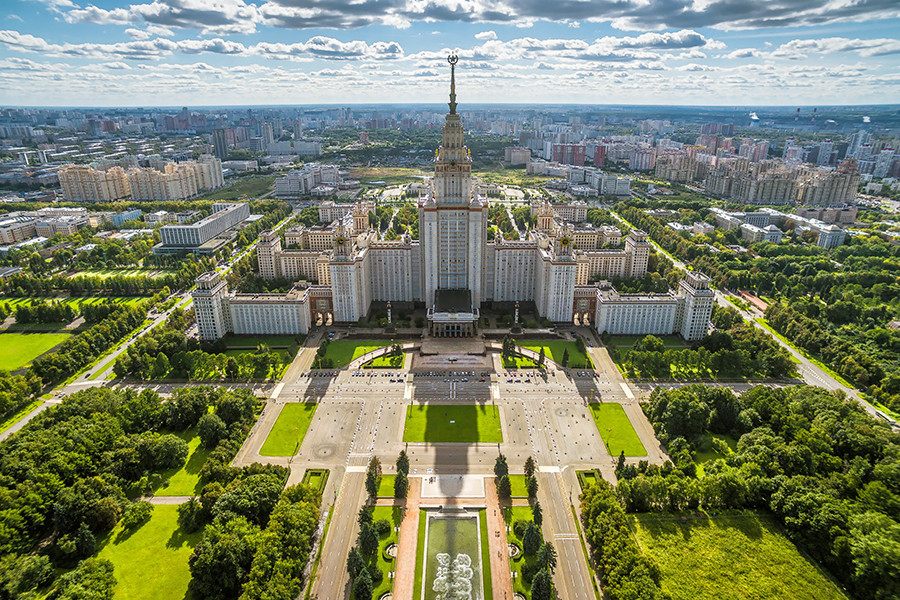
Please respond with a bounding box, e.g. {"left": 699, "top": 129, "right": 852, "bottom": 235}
{"left": 257, "top": 230, "right": 281, "bottom": 279}
{"left": 193, "top": 272, "right": 229, "bottom": 341}
{"left": 678, "top": 271, "right": 715, "bottom": 341}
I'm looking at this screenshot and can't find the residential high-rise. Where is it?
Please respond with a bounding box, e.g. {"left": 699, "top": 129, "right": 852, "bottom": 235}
{"left": 212, "top": 129, "right": 228, "bottom": 159}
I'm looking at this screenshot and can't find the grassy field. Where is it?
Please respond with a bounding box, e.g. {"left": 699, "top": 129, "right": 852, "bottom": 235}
{"left": 0, "top": 399, "right": 42, "bottom": 434}
{"left": 479, "top": 509, "right": 493, "bottom": 600}
{"left": 694, "top": 433, "right": 737, "bottom": 477}
{"left": 503, "top": 355, "right": 541, "bottom": 369}
{"left": 98, "top": 505, "right": 201, "bottom": 600}
{"left": 0, "top": 331, "right": 71, "bottom": 370}
{"left": 414, "top": 510, "right": 427, "bottom": 600}
{"left": 260, "top": 402, "right": 317, "bottom": 456}
{"left": 70, "top": 268, "right": 175, "bottom": 279}
{"left": 371, "top": 506, "right": 402, "bottom": 599}
{"left": 508, "top": 474, "right": 528, "bottom": 497}
{"left": 605, "top": 335, "right": 689, "bottom": 349}
{"left": 505, "top": 506, "right": 539, "bottom": 598}
{"left": 349, "top": 167, "right": 427, "bottom": 186}
{"left": 154, "top": 430, "right": 210, "bottom": 496}
{"left": 577, "top": 469, "right": 602, "bottom": 491}
{"left": 589, "top": 403, "right": 647, "bottom": 456}
{"left": 196, "top": 175, "right": 275, "bottom": 200}
{"left": 362, "top": 353, "right": 403, "bottom": 368}
{"left": 377, "top": 474, "right": 397, "bottom": 497}
{"left": 302, "top": 469, "right": 329, "bottom": 494}
{"left": 322, "top": 339, "right": 395, "bottom": 367}
{"left": 2, "top": 296, "right": 146, "bottom": 310}
{"left": 403, "top": 404, "right": 503, "bottom": 443}
{"left": 630, "top": 514, "right": 848, "bottom": 600}
{"left": 521, "top": 340, "right": 593, "bottom": 369}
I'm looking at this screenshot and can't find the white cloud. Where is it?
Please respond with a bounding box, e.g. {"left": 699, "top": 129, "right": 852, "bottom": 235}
{"left": 774, "top": 37, "right": 900, "bottom": 58}
{"left": 475, "top": 30, "right": 497, "bottom": 40}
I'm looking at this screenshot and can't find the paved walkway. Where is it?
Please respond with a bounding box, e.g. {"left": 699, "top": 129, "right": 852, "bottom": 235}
{"left": 392, "top": 478, "right": 422, "bottom": 600}
{"left": 484, "top": 480, "right": 514, "bottom": 600}
{"left": 146, "top": 495, "right": 192, "bottom": 505}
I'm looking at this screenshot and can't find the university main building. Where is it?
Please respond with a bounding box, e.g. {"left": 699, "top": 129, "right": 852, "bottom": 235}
{"left": 194, "top": 58, "right": 714, "bottom": 342}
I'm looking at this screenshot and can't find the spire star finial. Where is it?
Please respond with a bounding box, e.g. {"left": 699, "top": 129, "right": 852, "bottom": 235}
{"left": 447, "top": 54, "right": 458, "bottom": 114}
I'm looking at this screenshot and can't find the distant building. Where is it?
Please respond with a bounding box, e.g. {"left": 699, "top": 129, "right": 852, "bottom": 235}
{"left": 504, "top": 146, "right": 531, "bottom": 165}
{"left": 154, "top": 202, "right": 249, "bottom": 254}
{"left": 111, "top": 209, "right": 142, "bottom": 228}
{"left": 58, "top": 165, "right": 131, "bottom": 202}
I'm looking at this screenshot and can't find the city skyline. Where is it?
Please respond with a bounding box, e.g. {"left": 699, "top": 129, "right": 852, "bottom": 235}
{"left": 1, "top": 0, "right": 899, "bottom": 106}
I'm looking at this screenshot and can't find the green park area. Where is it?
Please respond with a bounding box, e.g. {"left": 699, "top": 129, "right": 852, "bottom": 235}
{"left": 630, "top": 514, "right": 848, "bottom": 600}
{"left": 577, "top": 469, "right": 602, "bottom": 491}
{"left": 70, "top": 268, "right": 175, "bottom": 279}
{"left": 370, "top": 506, "right": 402, "bottom": 599}
{"left": 197, "top": 175, "right": 275, "bottom": 200}
{"left": 302, "top": 469, "right": 329, "bottom": 494}
{"left": 605, "top": 335, "right": 688, "bottom": 350}
{"left": 349, "top": 166, "right": 427, "bottom": 186}
{"left": 589, "top": 403, "right": 646, "bottom": 456}
{"left": 320, "top": 339, "right": 395, "bottom": 367}
{"left": 377, "top": 474, "right": 397, "bottom": 497}
{"left": 508, "top": 474, "right": 529, "bottom": 497}
{"left": 521, "top": 340, "right": 593, "bottom": 369}
{"left": 0, "top": 331, "right": 71, "bottom": 370}
{"left": 505, "top": 506, "right": 540, "bottom": 599}
{"left": 154, "top": 430, "right": 210, "bottom": 496}
{"left": 221, "top": 334, "right": 300, "bottom": 349}
{"left": 259, "top": 402, "right": 317, "bottom": 456}
{"left": 693, "top": 433, "right": 737, "bottom": 474}
{"left": 2, "top": 296, "right": 146, "bottom": 310}
{"left": 403, "top": 404, "right": 502, "bottom": 443}
{"left": 97, "top": 505, "right": 202, "bottom": 600}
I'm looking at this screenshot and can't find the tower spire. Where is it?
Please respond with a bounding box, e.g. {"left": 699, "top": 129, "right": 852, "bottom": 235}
{"left": 447, "top": 54, "right": 458, "bottom": 114}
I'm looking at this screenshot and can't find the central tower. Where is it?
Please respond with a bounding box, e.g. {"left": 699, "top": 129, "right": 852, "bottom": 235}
{"left": 419, "top": 54, "right": 488, "bottom": 310}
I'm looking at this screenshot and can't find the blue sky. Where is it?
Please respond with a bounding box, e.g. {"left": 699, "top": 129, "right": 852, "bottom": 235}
{"left": 1, "top": 0, "right": 899, "bottom": 106}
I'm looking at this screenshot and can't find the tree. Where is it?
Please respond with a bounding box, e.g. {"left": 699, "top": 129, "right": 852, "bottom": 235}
{"left": 538, "top": 346, "right": 545, "bottom": 367}
{"left": 527, "top": 476, "right": 539, "bottom": 499}
{"left": 352, "top": 568, "right": 373, "bottom": 600}
{"left": 121, "top": 501, "right": 153, "bottom": 530}
{"left": 532, "top": 501, "right": 543, "bottom": 527}
{"left": 55, "top": 558, "right": 116, "bottom": 600}
{"left": 561, "top": 348, "right": 570, "bottom": 367}
{"left": 537, "top": 542, "right": 558, "bottom": 573}
{"left": 365, "top": 457, "right": 382, "bottom": 500}
{"left": 358, "top": 506, "right": 373, "bottom": 528}
{"left": 497, "top": 475, "right": 512, "bottom": 500}
{"left": 177, "top": 497, "right": 205, "bottom": 533}
{"left": 494, "top": 454, "right": 509, "bottom": 479}
{"left": 189, "top": 517, "right": 263, "bottom": 600}
{"left": 523, "top": 523, "right": 541, "bottom": 556}
{"left": 394, "top": 470, "right": 409, "bottom": 499}
{"left": 359, "top": 522, "right": 379, "bottom": 558}
{"left": 225, "top": 357, "right": 239, "bottom": 380}
{"left": 396, "top": 450, "right": 409, "bottom": 475}
{"left": 531, "top": 568, "right": 553, "bottom": 600}
{"left": 75, "top": 522, "right": 97, "bottom": 558}
{"left": 524, "top": 456, "right": 537, "bottom": 479}
{"left": 346, "top": 547, "right": 366, "bottom": 579}
{"left": 197, "top": 413, "right": 227, "bottom": 449}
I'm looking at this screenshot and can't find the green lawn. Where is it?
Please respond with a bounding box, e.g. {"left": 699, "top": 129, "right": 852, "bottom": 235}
{"left": 301, "top": 469, "right": 329, "bottom": 494}
{"left": 694, "top": 433, "right": 737, "bottom": 478}
{"left": 479, "top": 509, "right": 493, "bottom": 600}
{"left": 508, "top": 474, "right": 529, "bottom": 497}
{"left": 630, "top": 513, "right": 849, "bottom": 600}
{"left": 0, "top": 331, "right": 71, "bottom": 370}
{"left": 70, "top": 268, "right": 174, "bottom": 279}
{"left": 154, "top": 430, "right": 211, "bottom": 496}
{"left": 363, "top": 353, "right": 403, "bottom": 368}
{"left": 403, "top": 404, "right": 503, "bottom": 443}
{"left": 322, "top": 339, "right": 395, "bottom": 367}
{"left": 0, "top": 399, "right": 42, "bottom": 434}
{"left": 589, "top": 403, "right": 647, "bottom": 456}
{"left": 505, "top": 506, "right": 539, "bottom": 598}
{"left": 605, "top": 335, "right": 689, "bottom": 349}
{"left": 521, "top": 340, "right": 593, "bottom": 369}
{"left": 98, "top": 504, "right": 201, "bottom": 600}
{"left": 577, "top": 469, "right": 602, "bottom": 491}
{"left": 503, "top": 355, "right": 541, "bottom": 369}
{"left": 2, "top": 296, "right": 146, "bottom": 310}
{"left": 260, "top": 402, "right": 317, "bottom": 456}
{"left": 414, "top": 510, "right": 427, "bottom": 600}
{"left": 371, "top": 506, "right": 402, "bottom": 599}
{"left": 196, "top": 175, "right": 275, "bottom": 200}
{"left": 377, "top": 474, "right": 397, "bottom": 497}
